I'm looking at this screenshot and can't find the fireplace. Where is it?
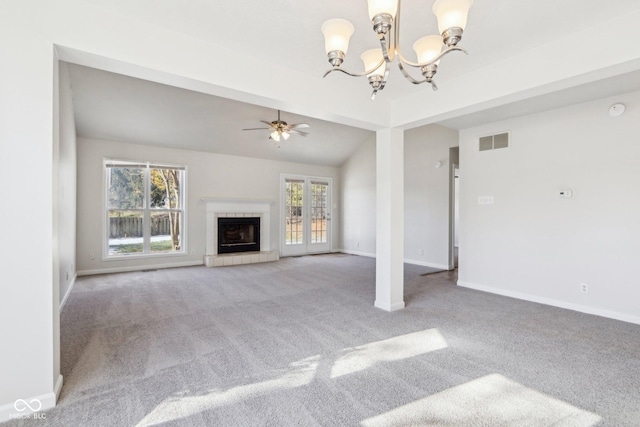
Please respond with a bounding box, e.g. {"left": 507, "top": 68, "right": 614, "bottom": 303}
{"left": 217, "top": 217, "right": 260, "bottom": 254}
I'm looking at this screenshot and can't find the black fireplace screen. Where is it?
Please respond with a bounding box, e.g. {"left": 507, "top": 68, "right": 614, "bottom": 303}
{"left": 217, "top": 217, "right": 260, "bottom": 254}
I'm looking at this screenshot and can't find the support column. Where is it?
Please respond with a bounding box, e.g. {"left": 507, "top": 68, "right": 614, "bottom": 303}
{"left": 375, "top": 128, "right": 405, "bottom": 311}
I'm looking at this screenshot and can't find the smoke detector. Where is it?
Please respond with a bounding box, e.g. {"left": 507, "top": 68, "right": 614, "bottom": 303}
{"left": 609, "top": 103, "right": 625, "bottom": 117}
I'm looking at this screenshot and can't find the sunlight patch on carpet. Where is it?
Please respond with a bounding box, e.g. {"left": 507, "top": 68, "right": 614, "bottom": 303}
{"left": 330, "top": 329, "right": 448, "bottom": 379}
{"left": 360, "top": 373, "right": 601, "bottom": 427}
{"left": 135, "top": 355, "right": 320, "bottom": 426}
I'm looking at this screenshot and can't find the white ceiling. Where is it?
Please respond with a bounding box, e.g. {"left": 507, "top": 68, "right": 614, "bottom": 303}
{"left": 68, "top": 0, "right": 640, "bottom": 164}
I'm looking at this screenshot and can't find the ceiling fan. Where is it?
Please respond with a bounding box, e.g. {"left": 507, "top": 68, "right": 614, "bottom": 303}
{"left": 242, "top": 110, "right": 310, "bottom": 144}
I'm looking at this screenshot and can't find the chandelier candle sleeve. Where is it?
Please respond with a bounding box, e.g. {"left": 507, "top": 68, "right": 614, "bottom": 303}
{"left": 361, "top": 49, "right": 386, "bottom": 78}
{"left": 367, "top": 0, "right": 399, "bottom": 19}
{"left": 413, "top": 35, "right": 444, "bottom": 64}
{"left": 433, "top": 0, "right": 473, "bottom": 33}
{"left": 321, "top": 0, "right": 473, "bottom": 99}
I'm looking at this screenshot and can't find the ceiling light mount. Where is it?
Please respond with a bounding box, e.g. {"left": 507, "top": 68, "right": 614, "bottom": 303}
{"left": 321, "top": 0, "right": 473, "bottom": 99}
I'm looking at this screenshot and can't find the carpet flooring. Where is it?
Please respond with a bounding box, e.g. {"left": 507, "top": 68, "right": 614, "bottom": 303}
{"left": 5, "top": 254, "right": 640, "bottom": 426}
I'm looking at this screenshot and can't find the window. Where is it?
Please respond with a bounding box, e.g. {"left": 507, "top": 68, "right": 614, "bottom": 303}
{"left": 105, "top": 160, "right": 186, "bottom": 257}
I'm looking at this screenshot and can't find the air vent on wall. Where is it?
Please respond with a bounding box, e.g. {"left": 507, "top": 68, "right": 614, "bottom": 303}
{"left": 479, "top": 132, "right": 509, "bottom": 151}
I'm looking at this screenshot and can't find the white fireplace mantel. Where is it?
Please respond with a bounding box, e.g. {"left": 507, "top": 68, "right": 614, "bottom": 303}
{"left": 202, "top": 198, "right": 277, "bottom": 267}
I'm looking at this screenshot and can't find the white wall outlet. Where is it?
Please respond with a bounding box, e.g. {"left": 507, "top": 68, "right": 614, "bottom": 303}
{"left": 89, "top": 252, "right": 95, "bottom": 260}
{"left": 580, "top": 283, "right": 589, "bottom": 293}
{"left": 559, "top": 188, "right": 575, "bottom": 199}
{"left": 419, "top": 249, "right": 424, "bottom": 255}
{"left": 356, "top": 241, "right": 360, "bottom": 248}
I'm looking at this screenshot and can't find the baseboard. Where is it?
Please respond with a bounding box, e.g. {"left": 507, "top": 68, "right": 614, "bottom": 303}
{"left": 59, "top": 274, "right": 76, "bottom": 312}
{"left": 457, "top": 280, "right": 640, "bottom": 325}
{"left": 78, "top": 260, "right": 203, "bottom": 276}
{"left": 403, "top": 259, "right": 449, "bottom": 270}
{"left": 374, "top": 300, "right": 406, "bottom": 312}
{"left": 54, "top": 375, "right": 63, "bottom": 400}
{"left": 339, "top": 251, "right": 449, "bottom": 270}
{"left": 339, "top": 249, "right": 376, "bottom": 258}
{"left": 0, "top": 385, "right": 58, "bottom": 423}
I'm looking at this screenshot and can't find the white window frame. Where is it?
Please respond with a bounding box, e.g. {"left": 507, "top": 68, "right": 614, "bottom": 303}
{"left": 103, "top": 159, "right": 187, "bottom": 260}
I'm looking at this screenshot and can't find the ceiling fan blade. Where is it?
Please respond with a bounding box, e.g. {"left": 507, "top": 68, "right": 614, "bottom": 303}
{"left": 260, "top": 120, "right": 276, "bottom": 128}
{"left": 242, "top": 127, "right": 271, "bottom": 131}
{"left": 290, "top": 123, "right": 310, "bottom": 129}
{"left": 290, "top": 129, "right": 309, "bottom": 136}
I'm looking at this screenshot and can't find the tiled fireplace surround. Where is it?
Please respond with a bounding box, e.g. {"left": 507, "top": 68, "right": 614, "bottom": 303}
{"left": 203, "top": 198, "right": 279, "bottom": 267}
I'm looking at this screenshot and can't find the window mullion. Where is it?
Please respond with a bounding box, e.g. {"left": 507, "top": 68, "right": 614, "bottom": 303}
{"left": 144, "top": 166, "right": 151, "bottom": 254}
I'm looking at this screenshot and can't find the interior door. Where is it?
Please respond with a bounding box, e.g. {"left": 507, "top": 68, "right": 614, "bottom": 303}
{"left": 281, "top": 176, "right": 332, "bottom": 256}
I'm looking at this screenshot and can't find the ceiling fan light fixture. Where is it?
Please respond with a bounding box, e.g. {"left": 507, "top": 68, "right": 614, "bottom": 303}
{"left": 243, "top": 110, "right": 310, "bottom": 143}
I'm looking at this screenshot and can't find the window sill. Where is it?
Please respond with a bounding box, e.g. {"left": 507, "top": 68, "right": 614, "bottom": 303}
{"left": 102, "top": 251, "right": 188, "bottom": 262}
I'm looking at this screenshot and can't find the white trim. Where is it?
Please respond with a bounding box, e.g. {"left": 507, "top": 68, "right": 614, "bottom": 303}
{"left": 374, "top": 300, "right": 406, "bottom": 312}
{"left": 54, "top": 375, "right": 64, "bottom": 400}
{"left": 59, "top": 274, "right": 77, "bottom": 312}
{"left": 338, "top": 250, "right": 449, "bottom": 271}
{"left": 280, "top": 174, "right": 333, "bottom": 257}
{"left": 339, "top": 249, "right": 376, "bottom": 258}
{"left": 0, "top": 388, "right": 58, "bottom": 423}
{"left": 78, "top": 260, "right": 202, "bottom": 276}
{"left": 458, "top": 280, "right": 640, "bottom": 326}
{"left": 103, "top": 159, "right": 188, "bottom": 260}
{"left": 403, "top": 258, "right": 450, "bottom": 270}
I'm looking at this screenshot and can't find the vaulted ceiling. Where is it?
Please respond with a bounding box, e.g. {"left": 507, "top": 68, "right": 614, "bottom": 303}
{"left": 67, "top": 0, "right": 640, "bottom": 165}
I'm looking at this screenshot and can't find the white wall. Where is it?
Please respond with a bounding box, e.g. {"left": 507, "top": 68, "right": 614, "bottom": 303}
{"left": 458, "top": 90, "right": 640, "bottom": 324}
{"left": 76, "top": 138, "right": 340, "bottom": 274}
{"left": 58, "top": 62, "right": 77, "bottom": 307}
{"left": 404, "top": 125, "right": 459, "bottom": 269}
{"left": 0, "top": 8, "right": 58, "bottom": 420}
{"left": 340, "top": 125, "right": 459, "bottom": 269}
{"left": 340, "top": 137, "right": 377, "bottom": 256}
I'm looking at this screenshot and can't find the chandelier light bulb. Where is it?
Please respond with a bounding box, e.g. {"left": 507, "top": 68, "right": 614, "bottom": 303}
{"left": 282, "top": 131, "right": 291, "bottom": 140}
{"left": 270, "top": 131, "right": 281, "bottom": 142}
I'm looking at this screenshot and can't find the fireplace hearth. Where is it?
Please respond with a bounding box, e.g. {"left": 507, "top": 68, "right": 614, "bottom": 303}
{"left": 217, "top": 217, "right": 260, "bottom": 254}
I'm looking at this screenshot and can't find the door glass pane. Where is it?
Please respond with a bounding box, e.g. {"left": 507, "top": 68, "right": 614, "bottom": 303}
{"left": 285, "top": 180, "right": 304, "bottom": 245}
{"left": 151, "top": 211, "right": 181, "bottom": 253}
{"left": 108, "top": 210, "right": 143, "bottom": 255}
{"left": 311, "top": 182, "right": 328, "bottom": 244}
{"left": 108, "top": 167, "right": 144, "bottom": 209}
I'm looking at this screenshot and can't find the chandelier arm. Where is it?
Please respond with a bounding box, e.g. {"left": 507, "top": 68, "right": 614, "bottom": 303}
{"left": 397, "top": 62, "right": 439, "bottom": 91}
{"left": 323, "top": 58, "right": 385, "bottom": 78}
{"left": 399, "top": 45, "right": 467, "bottom": 68}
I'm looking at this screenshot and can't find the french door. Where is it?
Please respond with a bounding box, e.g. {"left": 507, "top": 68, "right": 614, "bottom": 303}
{"left": 281, "top": 175, "right": 332, "bottom": 256}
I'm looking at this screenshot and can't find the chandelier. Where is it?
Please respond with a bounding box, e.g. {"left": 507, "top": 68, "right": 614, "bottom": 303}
{"left": 321, "top": 0, "right": 473, "bottom": 99}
